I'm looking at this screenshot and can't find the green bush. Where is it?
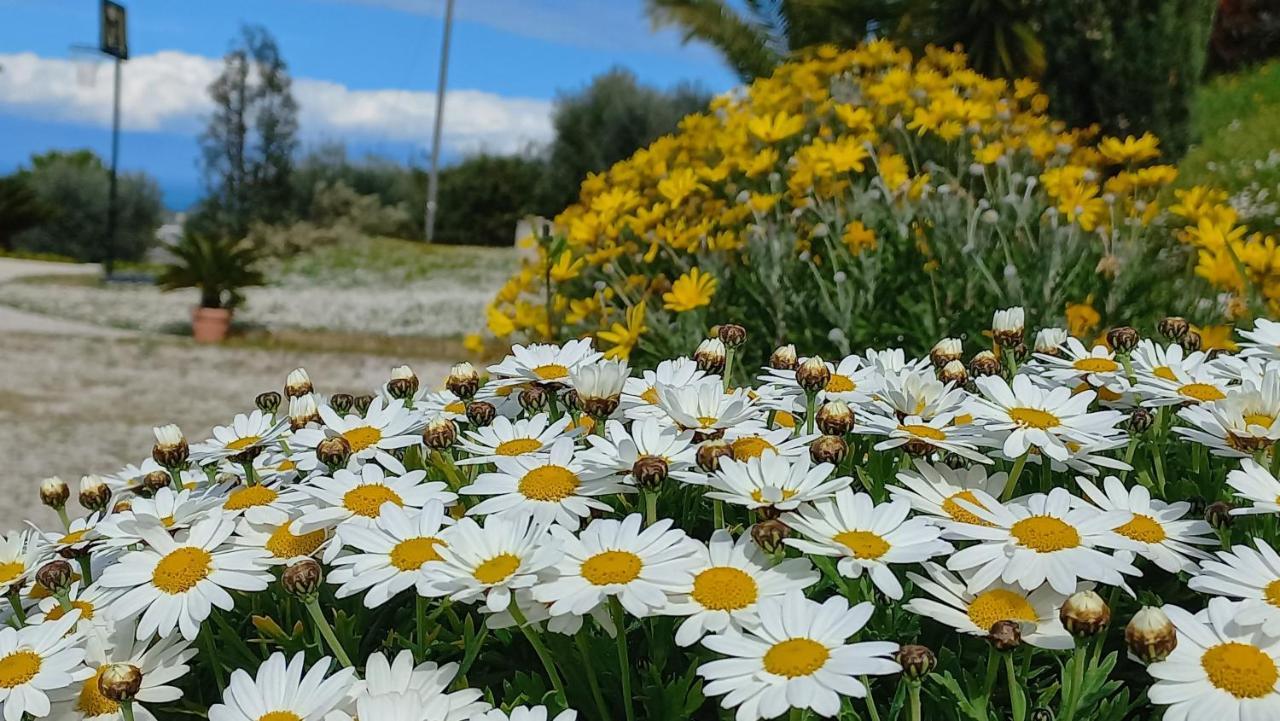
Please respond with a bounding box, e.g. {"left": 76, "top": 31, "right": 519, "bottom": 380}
{"left": 1208, "top": 0, "right": 1280, "bottom": 73}
{"left": 431, "top": 153, "right": 546, "bottom": 247}
{"left": 0, "top": 175, "right": 49, "bottom": 252}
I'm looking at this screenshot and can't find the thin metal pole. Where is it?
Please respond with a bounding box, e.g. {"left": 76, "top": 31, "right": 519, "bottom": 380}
{"left": 424, "top": 0, "right": 455, "bottom": 243}
{"left": 105, "top": 54, "right": 122, "bottom": 278}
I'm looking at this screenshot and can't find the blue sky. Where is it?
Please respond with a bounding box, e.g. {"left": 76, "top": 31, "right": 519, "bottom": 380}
{"left": 0, "top": 0, "right": 739, "bottom": 208}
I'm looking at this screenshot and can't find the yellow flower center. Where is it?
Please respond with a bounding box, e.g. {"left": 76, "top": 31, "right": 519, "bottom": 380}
{"left": 472, "top": 553, "right": 522, "bottom": 584}
{"left": 1264, "top": 579, "right": 1280, "bottom": 608}
{"left": 389, "top": 537, "right": 446, "bottom": 571}
{"left": 0, "top": 650, "right": 40, "bottom": 689}
{"left": 1245, "top": 413, "right": 1276, "bottom": 429}
{"left": 532, "top": 363, "right": 570, "bottom": 380}
{"left": 276, "top": 460, "right": 297, "bottom": 472}
{"left": 258, "top": 713, "right": 303, "bottom": 721}
{"left": 495, "top": 438, "right": 543, "bottom": 456}
{"left": 1179, "top": 383, "right": 1226, "bottom": 402}
{"left": 45, "top": 599, "right": 95, "bottom": 622}
{"left": 1202, "top": 642, "right": 1278, "bottom": 699}
{"left": 161, "top": 515, "right": 176, "bottom": 528}
{"left": 444, "top": 401, "right": 466, "bottom": 414}
{"left": 226, "top": 435, "right": 262, "bottom": 451}
{"left": 942, "top": 490, "right": 993, "bottom": 526}
{"left": 762, "top": 638, "right": 829, "bottom": 678}
{"left": 696, "top": 416, "right": 720, "bottom": 428}
{"left": 518, "top": 466, "right": 580, "bottom": 501}
{"left": 966, "top": 589, "right": 1037, "bottom": 632}
{"left": 1154, "top": 366, "right": 1177, "bottom": 381}
{"left": 833, "top": 530, "right": 891, "bottom": 559}
{"left": 224, "top": 485, "right": 279, "bottom": 511}
{"left": 731, "top": 437, "right": 777, "bottom": 460}
{"left": 750, "top": 488, "right": 798, "bottom": 503}
{"left": 152, "top": 547, "right": 213, "bottom": 594}
{"left": 641, "top": 387, "right": 660, "bottom": 405}
{"left": 1114, "top": 514, "right": 1166, "bottom": 544}
{"left": 1008, "top": 407, "right": 1061, "bottom": 429}
{"left": 825, "top": 374, "right": 855, "bottom": 393}
{"left": 265, "top": 524, "right": 327, "bottom": 559}
{"left": 59, "top": 529, "right": 88, "bottom": 546}
{"left": 342, "top": 426, "right": 383, "bottom": 452}
{"left": 691, "top": 567, "right": 758, "bottom": 611}
{"left": 1010, "top": 516, "right": 1080, "bottom": 552}
{"left": 581, "top": 550, "right": 643, "bottom": 585}
{"left": 76, "top": 667, "right": 119, "bottom": 716}
{"left": 342, "top": 485, "right": 403, "bottom": 518}
{"left": 1072, "top": 358, "right": 1118, "bottom": 373}
{"left": 897, "top": 424, "right": 946, "bottom": 441}
{"left": 0, "top": 561, "right": 25, "bottom": 585}
{"left": 775, "top": 411, "right": 797, "bottom": 429}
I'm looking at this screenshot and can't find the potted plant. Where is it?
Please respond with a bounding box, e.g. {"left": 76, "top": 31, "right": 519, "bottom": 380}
{"left": 158, "top": 233, "right": 264, "bottom": 343}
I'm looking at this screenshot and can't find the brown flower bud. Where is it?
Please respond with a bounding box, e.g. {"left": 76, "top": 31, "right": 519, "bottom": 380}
{"left": 695, "top": 338, "right": 727, "bottom": 375}
{"left": 631, "top": 455, "right": 669, "bottom": 491}
{"left": 97, "top": 663, "right": 143, "bottom": 703}
{"left": 581, "top": 396, "right": 620, "bottom": 420}
{"left": 992, "top": 307, "right": 1025, "bottom": 348}
{"left": 79, "top": 475, "right": 111, "bottom": 513}
{"left": 35, "top": 560, "right": 74, "bottom": 595}
{"left": 519, "top": 385, "right": 548, "bottom": 412}
{"left": 112, "top": 499, "right": 132, "bottom": 514}
{"left": 751, "top": 519, "right": 789, "bottom": 554}
{"left": 809, "top": 435, "right": 848, "bottom": 465}
{"left": 387, "top": 365, "right": 419, "bottom": 400}
{"left": 769, "top": 344, "right": 798, "bottom": 371}
{"left": 466, "top": 401, "right": 497, "bottom": 427}
{"left": 285, "top": 368, "right": 313, "bottom": 399}
{"left": 445, "top": 362, "right": 481, "bottom": 400}
{"left": 816, "top": 401, "right": 855, "bottom": 436}
{"left": 423, "top": 417, "right": 458, "bottom": 451}
{"left": 795, "top": 357, "right": 831, "bottom": 393}
{"left": 1205, "top": 500, "right": 1234, "bottom": 530}
{"left": 939, "top": 359, "right": 968, "bottom": 386}
{"left": 353, "top": 394, "right": 375, "bottom": 416}
{"left": 39, "top": 477, "right": 70, "bottom": 509}
{"left": 1179, "top": 330, "right": 1202, "bottom": 353}
{"left": 1126, "top": 606, "right": 1177, "bottom": 663}
{"left": 1030, "top": 709, "right": 1054, "bottom": 721}
{"left": 1158, "top": 316, "right": 1190, "bottom": 342}
{"left": 1060, "top": 590, "right": 1111, "bottom": 639}
{"left": 697, "top": 439, "right": 734, "bottom": 473}
{"left": 289, "top": 394, "right": 321, "bottom": 431}
{"left": 896, "top": 644, "right": 937, "bottom": 680}
{"left": 968, "top": 350, "right": 1002, "bottom": 378}
{"left": 141, "top": 470, "right": 172, "bottom": 496}
{"left": 717, "top": 323, "right": 747, "bottom": 348}
{"left": 1128, "top": 407, "right": 1155, "bottom": 433}
{"left": 988, "top": 619, "right": 1022, "bottom": 651}
{"left": 562, "top": 389, "right": 581, "bottom": 411}
{"left": 328, "top": 393, "right": 354, "bottom": 415}
{"left": 316, "top": 436, "right": 352, "bottom": 470}
{"left": 151, "top": 424, "right": 188, "bottom": 468}
{"left": 255, "top": 391, "right": 282, "bottom": 415}
{"left": 930, "top": 338, "right": 963, "bottom": 369}
{"left": 282, "top": 558, "right": 323, "bottom": 598}
{"left": 1107, "top": 326, "right": 1140, "bottom": 354}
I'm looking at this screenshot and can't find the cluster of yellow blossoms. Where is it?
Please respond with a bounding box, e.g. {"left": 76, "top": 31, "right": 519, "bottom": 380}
{"left": 480, "top": 40, "right": 1270, "bottom": 362}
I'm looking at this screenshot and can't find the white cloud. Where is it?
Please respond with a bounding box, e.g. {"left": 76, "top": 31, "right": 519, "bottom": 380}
{"left": 0, "top": 50, "right": 553, "bottom": 154}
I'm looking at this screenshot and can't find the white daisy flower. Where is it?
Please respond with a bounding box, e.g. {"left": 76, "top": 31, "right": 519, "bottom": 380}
{"left": 1007, "top": 435, "right": 1134, "bottom": 477}
{"left": 1132, "top": 343, "right": 1228, "bottom": 407}
{"left": 1075, "top": 476, "right": 1215, "bottom": 573}
{"left": 462, "top": 438, "right": 628, "bottom": 529}
{"left": 665, "top": 529, "right": 819, "bottom": 646}
{"left": 861, "top": 411, "right": 993, "bottom": 463}
{"left": 416, "top": 389, "right": 468, "bottom": 422}
{"left": 1225, "top": 458, "right": 1280, "bottom": 515}
{"left": 341, "top": 649, "right": 489, "bottom": 721}
{"left": 697, "top": 590, "right": 900, "bottom": 721}
{"left": 721, "top": 426, "right": 816, "bottom": 462}
{"left": 0, "top": 612, "right": 91, "bottom": 721}
{"left": 97, "top": 489, "right": 220, "bottom": 549}
{"left": 1239, "top": 317, "right": 1280, "bottom": 362}
{"left": 487, "top": 339, "right": 602, "bottom": 387}
{"left": 35, "top": 514, "right": 102, "bottom": 557}
{"left": 190, "top": 410, "right": 289, "bottom": 465}
{"left": 430, "top": 514, "right": 562, "bottom": 612}
{"left": 296, "top": 464, "right": 455, "bottom": 534}
{"left": 232, "top": 513, "right": 331, "bottom": 566}
{"left": 228, "top": 453, "right": 301, "bottom": 487}
{"left": 757, "top": 354, "right": 879, "bottom": 408}
{"left": 887, "top": 460, "right": 1009, "bottom": 537}
{"left": 0, "top": 531, "right": 45, "bottom": 596}
{"left": 1189, "top": 539, "right": 1280, "bottom": 637}
{"left": 327, "top": 502, "right": 450, "bottom": 607}
{"left": 455, "top": 414, "right": 574, "bottom": 465}
{"left": 291, "top": 397, "right": 424, "bottom": 473}
{"left": 1131, "top": 339, "right": 1209, "bottom": 383}
{"left": 967, "top": 374, "right": 1125, "bottom": 461}
{"left": 861, "top": 347, "right": 931, "bottom": 375}
{"left": 213, "top": 480, "right": 300, "bottom": 525}
{"left": 99, "top": 515, "right": 273, "bottom": 640}
{"left": 872, "top": 368, "right": 968, "bottom": 421}
{"left": 782, "top": 489, "right": 952, "bottom": 599}
{"left": 570, "top": 359, "right": 629, "bottom": 407}
{"left": 535, "top": 514, "right": 700, "bottom": 618}
{"left": 471, "top": 706, "right": 576, "bottom": 721}
{"left": 1034, "top": 328, "right": 1068, "bottom": 354}
{"left": 577, "top": 418, "right": 702, "bottom": 485}
{"left": 1175, "top": 380, "right": 1280, "bottom": 457}
{"left": 621, "top": 357, "right": 712, "bottom": 419}
{"left": 903, "top": 562, "right": 1075, "bottom": 649}
{"left": 29, "top": 581, "right": 119, "bottom": 655}
{"left": 655, "top": 380, "right": 761, "bottom": 434}
{"left": 944, "top": 487, "right": 1140, "bottom": 595}
{"left": 1148, "top": 598, "right": 1280, "bottom": 720}
{"left": 478, "top": 587, "right": 612, "bottom": 637}
{"left": 708, "top": 455, "right": 849, "bottom": 512}
{"left": 1034, "top": 338, "right": 1129, "bottom": 394}
{"left": 208, "top": 652, "right": 355, "bottom": 721}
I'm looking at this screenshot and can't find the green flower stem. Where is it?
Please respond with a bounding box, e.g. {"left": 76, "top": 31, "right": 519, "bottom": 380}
{"left": 907, "top": 681, "right": 922, "bottom": 721}
{"left": 431, "top": 451, "right": 468, "bottom": 491}
{"left": 201, "top": 619, "right": 226, "bottom": 692}
{"left": 416, "top": 596, "right": 428, "bottom": 661}
{"left": 508, "top": 599, "right": 568, "bottom": 705}
{"left": 76, "top": 555, "right": 93, "bottom": 585}
{"left": 168, "top": 467, "right": 184, "bottom": 492}
{"left": 608, "top": 597, "right": 636, "bottom": 721}
{"left": 713, "top": 499, "right": 725, "bottom": 530}
{"left": 1001, "top": 452, "right": 1029, "bottom": 502}
{"left": 1060, "top": 646, "right": 1087, "bottom": 721}
{"left": 861, "top": 676, "right": 882, "bottom": 721}
{"left": 1119, "top": 438, "right": 1138, "bottom": 480}
{"left": 574, "top": 628, "right": 613, "bottom": 721}
{"left": 804, "top": 392, "right": 817, "bottom": 435}
{"left": 979, "top": 649, "right": 999, "bottom": 718}
{"left": 788, "top": 708, "right": 808, "bottom": 721}
{"left": 241, "top": 461, "right": 258, "bottom": 487}
{"left": 119, "top": 700, "right": 137, "bottom": 721}
{"left": 1119, "top": 354, "right": 1135, "bottom": 383}
{"left": 547, "top": 392, "right": 562, "bottom": 423}
{"left": 643, "top": 491, "right": 659, "bottom": 527}
{"left": 305, "top": 598, "right": 353, "bottom": 668}
{"left": 723, "top": 348, "right": 736, "bottom": 391}
{"left": 1004, "top": 653, "right": 1026, "bottom": 721}
{"left": 55, "top": 506, "right": 71, "bottom": 531}
{"left": 7, "top": 588, "right": 26, "bottom": 626}
{"left": 1271, "top": 446, "right": 1280, "bottom": 478}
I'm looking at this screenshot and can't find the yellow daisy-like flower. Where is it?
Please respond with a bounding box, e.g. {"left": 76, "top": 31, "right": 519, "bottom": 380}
{"left": 599, "top": 304, "right": 648, "bottom": 360}
{"left": 1097, "top": 133, "right": 1161, "bottom": 165}
{"left": 842, "top": 221, "right": 877, "bottom": 255}
{"left": 1065, "top": 300, "right": 1101, "bottom": 338}
{"left": 663, "top": 267, "right": 717, "bottom": 312}
{"left": 747, "top": 111, "right": 806, "bottom": 143}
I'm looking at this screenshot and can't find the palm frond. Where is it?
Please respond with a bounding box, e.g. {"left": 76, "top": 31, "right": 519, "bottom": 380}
{"left": 645, "top": 0, "right": 783, "bottom": 81}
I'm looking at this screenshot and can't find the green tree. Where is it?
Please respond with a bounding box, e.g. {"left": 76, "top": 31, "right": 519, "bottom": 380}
{"left": 428, "top": 154, "right": 546, "bottom": 247}
{"left": 0, "top": 175, "right": 49, "bottom": 252}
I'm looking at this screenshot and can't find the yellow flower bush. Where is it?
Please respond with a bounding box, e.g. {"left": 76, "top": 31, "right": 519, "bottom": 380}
{"left": 485, "top": 40, "right": 1269, "bottom": 365}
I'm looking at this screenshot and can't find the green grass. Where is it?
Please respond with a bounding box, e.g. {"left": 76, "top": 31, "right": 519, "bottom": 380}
{"left": 263, "top": 235, "right": 518, "bottom": 288}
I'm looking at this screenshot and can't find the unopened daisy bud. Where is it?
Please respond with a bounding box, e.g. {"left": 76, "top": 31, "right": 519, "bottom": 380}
{"left": 697, "top": 439, "right": 734, "bottom": 472}
{"left": 1034, "top": 327, "right": 1068, "bottom": 356}
{"left": 255, "top": 391, "right": 282, "bottom": 415}
{"left": 717, "top": 323, "right": 747, "bottom": 348}
{"left": 751, "top": 519, "right": 789, "bottom": 554}
{"left": 39, "top": 476, "right": 70, "bottom": 509}
{"left": 992, "top": 307, "right": 1025, "bottom": 347}
{"left": 816, "top": 401, "right": 855, "bottom": 436}
{"left": 282, "top": 558, "right": 323, "bottom": 598}
{"left": 113, "top": 499, "right": 132, "bottom": 514}
{"left": 35, "top": 560, "right": 74, "bottom": 595}
{"left": 141, "top": 470, "right": 171, "bottom": 496}
{"left": 466, "top": 401, "right": 497, "bottom": 427}
{"left": 572, "top": 360, "right": 628, "bottom": 418}
{"left": 328, "top": 393, "right": 354, "bottom": 415}
{"left": 1128, "top": 407, "right": 1155, "bottom": 433}
{"left": 285, "top": 368, "right": 313, "bottom": 398}
{"left": 353, "top": 394, "right": 375, "bottom": 415}
{"left": 518, "top": 384, "right": 548, "bottom": 412}
{"left": 1205, "top": 500, "right": 1234, "bottom": 530}
{"left": 930, "top": 338, "right": 963, "bottom": 368}
{"left": 1030, "top": 709, "right": 1054, "bottom": 721}
{"left": 795, "top": 357, "right": 831, "bottom": 393}
{"left": 694, "top": 338, "right": 727, "bottom": 375}
{"left": 988, "top": 619, "right": 1022, "bottom": 651}
{"left": 896, "top": 644, "right": 937, "bottom": 680}
{"left": 809, "top": 435, "right": 848, "bottom": 465}
{"left": 769, "top": 344, "right": 798, "bottom": 371}
{"left": 423, "top": 417, "right": 458, "bottom": 450}
{"left": 97, "top": 663, "right": 143, "bottom": 703}
{"left": 445, "top": 362, "right": 480, "bottom": 400}
{"left": 289, "top": 394, "right": 320, "bottom": 431}
{"left": 316, "top": 436, "right": 352, "bottom": 470}
{"left": 1107, "top": 326, "right": 1140, "bottom": 354}
{"left": 940, "top": 359, "right": 968, "bottom": 386}
{"left": 969, "top": 350, "right": 1002, "bottom": 378}
{"left": 631, "top": 455, "right": 669, "bottom": 491}
{"left": 1060, "top": 590, "right": 1110, "bottom": 638}
{"left": 78, "top": 475, "right": 111, "bottom": 512}
{"left": 1126, "top": 606, "right": 1177, "bottom": 663}
{"left": 151, "top": 424, "right": 188, "bottom": 468}
{"left": 1179, "top": 329, "right": 1202, "bottom": 353}
{"left": 1158, "top": 316, "right": 1190, "bottom": 342}
{"left": 387, "top": 365, "right": 419, "bottom": 400}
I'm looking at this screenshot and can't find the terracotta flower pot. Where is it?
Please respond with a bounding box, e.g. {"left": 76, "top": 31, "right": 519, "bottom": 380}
{"left": 192, "top": 307, "right": 232, "bottom": 343}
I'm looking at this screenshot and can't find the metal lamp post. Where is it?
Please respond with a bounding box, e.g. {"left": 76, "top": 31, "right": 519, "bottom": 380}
{"left": 424, "top": 0, "right": 455, "bottom": 243}
{"left": 99, "top": 0, "right": 129, "bottom": 278}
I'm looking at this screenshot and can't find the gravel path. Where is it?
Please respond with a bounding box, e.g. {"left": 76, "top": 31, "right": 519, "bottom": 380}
{"left": 0, "top": 259, "right": 129, "bottom": 337}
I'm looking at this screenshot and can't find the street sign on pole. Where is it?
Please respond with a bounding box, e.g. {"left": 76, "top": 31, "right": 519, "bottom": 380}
{"left": 101, "top": 1, "right": 128, "bottom": 59}
{"left": 99, "top": 1, "right": 127, "bottom": 278}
